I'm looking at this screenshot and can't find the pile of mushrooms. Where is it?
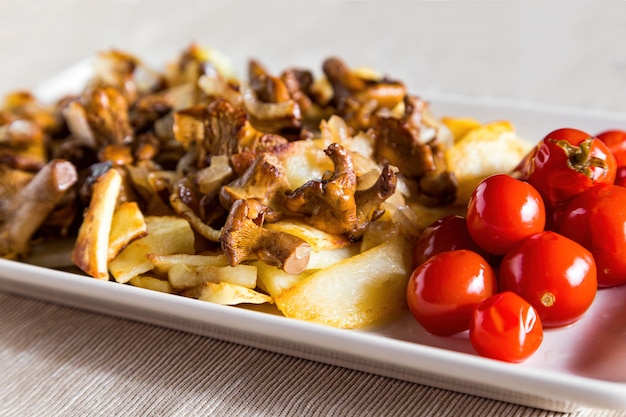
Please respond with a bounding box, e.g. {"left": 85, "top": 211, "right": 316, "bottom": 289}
{"left": 0, "top": 44, "right": 457, "bottom": 274}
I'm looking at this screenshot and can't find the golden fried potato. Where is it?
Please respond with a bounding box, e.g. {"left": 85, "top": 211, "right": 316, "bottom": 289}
{"left": 256, "top": 243, "right": 360, "bottom": 298}
{"left": 108, "top": 201, "right": 147, "bottom": 261}
{"left": 167, "top": 262, "right": 257, "bottom": 291}
{"left": 275, "top": 238, "right": 412, "bottom": 329}
{"left": 441, "top": 116, "right": 482, "bottom": 141}
{"left": 147, "top": 253, "right": 229, "bottom": 274}
{"left": 129, "top": 274, "right": 174, "bottom": 294}
{"left": 184, "top": 282, "right": 273, "bottom": 305}
{"left": 445, "top": 121, "right": 533, "bottom": 204}
{"left": 71, "top": 168, "right": 122, "bottom": 279}
{"left": 108, "top": 216, "right": 195, "bottom": 283}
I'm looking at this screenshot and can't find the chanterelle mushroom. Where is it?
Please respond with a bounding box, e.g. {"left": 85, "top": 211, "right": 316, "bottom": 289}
{"left": 0, "top": 159, "right": 78, "bottom": 259}
{"left": 173, "top": 98, "right": 249, "bottom": 168}
{"left": 283, "top": 143, "right": 398, "bottom": 240}
{"left": 219, "top": 152, "right": 290, "bottom": 211}
{"left": 322, "top": 57, "right": 406, "bottom": 132}
{"left": 353, "top": 164, "right": 397, "bottom": 239}
{"left": 283, "top": 143, "right": 358, "bottom": 236}
{"left": 374, "top": 95, "right": 457, "bottom": 205}
{"left": 242, "top": 60, "right": 302, "bottom": 135}
{"left": 221, "top": 198, "right": 311, "bottom": 275}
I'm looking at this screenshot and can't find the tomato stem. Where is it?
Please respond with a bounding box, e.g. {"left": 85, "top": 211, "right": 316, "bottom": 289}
{"left": 550, "top": 138, "right": 607, "bottom": 178}
{"left": 540, "top": 292, "right": 555, "bottom": 308}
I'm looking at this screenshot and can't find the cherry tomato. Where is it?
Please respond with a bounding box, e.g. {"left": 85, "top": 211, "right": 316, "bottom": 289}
{"left": 615, "top": 166, "right": 626, "bottom": 187}
{"left": 557, "top": 184, "right": 626, "bottom": 287}
{"left": 499, "top": 231, "right": 597, "bottom": 327}
{"left": 412, "top": 215, "right": 486, "bottom": 267}
{"left": 469, "top": 291, "right": 543, "bottom": 363}
{"left": 596, "top": 129, "right": 626, "bottom": 166}
{"left": 466, "top": 174, "right": 546, "bottom": 255}
{"left": 407, "top": 250, "right": 497, "bottom": 336}
{"left": 517, "top": 128, "right": 616, "bottom": 207}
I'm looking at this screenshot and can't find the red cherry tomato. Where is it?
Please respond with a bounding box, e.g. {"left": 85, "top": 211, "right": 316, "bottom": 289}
{"left": 615, "top": 166, "right": 626, "bottom": 187}
{"left": 412, "top": 215, "right": 486, "bottom": 267}
{"left": 499, "top": 231, "right": 597, "bottom": 327}
{"left": 517, "top": 128, "right": 616, "bottom": 207}
{"left": 466, "top": 174, "right": 546, "bottom": 255}
{"left": 469, "top": 291, "right": 543, "bottom": 363}
{"left": 557, "top": 184, "right": 626, "bottom": 287}
{"left": 596, "top": 129, "right": 626, "bottom": 166}
{"left": 407, "top": 250, "right": 497, "bottom": 336}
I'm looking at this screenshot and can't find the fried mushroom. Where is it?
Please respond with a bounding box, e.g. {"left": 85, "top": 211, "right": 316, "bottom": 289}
{"left": 221, "top": 198, "right": 311, "bottom": 275}
{"left": 373, "top": 95, "right": 457, "bottom": 205}
{"left": 173, "top": 98, "right": 249, "bottom": 168}
{"left": 283, "top": 143, "right": 358, "bottom": 236}
{"left": 352, "top": 164, "right": 397, "bottom": 239}
{"left": 322, "top": 57, "right": 406, "bottom": 132}
{"left": 83, "top": 86, "right": 134, "bottom": 146}
{"left": 219, "top": 152, "right": 290, "bottom": 211}
{"left": 242, "top": 60, "right": 302, "bottom": 135}
{"left": 0, "top": 159, "right": 78, "bottom": 258}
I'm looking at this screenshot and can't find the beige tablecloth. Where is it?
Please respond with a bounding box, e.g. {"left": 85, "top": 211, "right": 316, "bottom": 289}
{"left": 0, "top": 291, "right": 624, "bottom": 417}
{"left": 1, "top": 1, "right": 626, "bottom": 416}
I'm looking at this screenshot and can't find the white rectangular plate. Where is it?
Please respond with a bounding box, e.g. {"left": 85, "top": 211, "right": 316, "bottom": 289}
{"left": 2, "top": 61, "right": 626, "bottom": 412}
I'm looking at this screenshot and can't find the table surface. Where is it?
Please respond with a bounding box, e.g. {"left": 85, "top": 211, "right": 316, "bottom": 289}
{"left": 1, "top": 1, "right": 626, "bottom": 416}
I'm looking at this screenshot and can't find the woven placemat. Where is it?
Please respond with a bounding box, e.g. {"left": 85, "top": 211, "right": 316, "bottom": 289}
{"left": 1, "top": 291, "right": 624, "bottom": 417}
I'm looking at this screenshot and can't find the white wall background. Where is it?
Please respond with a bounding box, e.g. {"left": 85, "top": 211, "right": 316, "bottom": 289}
{"left": 0, "top": 1, "right": 624, "bottom": 115}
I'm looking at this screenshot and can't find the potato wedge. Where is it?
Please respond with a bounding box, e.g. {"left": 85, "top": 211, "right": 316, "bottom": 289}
{"left": 108, "top": 201, "right": 147, "bottom": 261}
{"left": 256, "top": 262, "right": 314, "bottom": 298}
{"left": 275, "top": 238, "right": 412, "bottom": 329}
{"left": 71, "top": 168, "right": 122, "bottom": 279}
{"left": 184, "top": 282, "right": 273, "bottom": 305}
{"left": 256, "top": 244, "right": 360, "bottom": 298}
{"left": 445, "top": 121, "right": 533, "bottom": 204}
{"left": 441, "top": 116, "right": 482, "bottom": 141}
{"left": 108, "top": 216, "right": 195, "bottom": 283}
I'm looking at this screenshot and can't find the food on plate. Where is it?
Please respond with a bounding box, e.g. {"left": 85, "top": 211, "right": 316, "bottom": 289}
{"left": 469, "top": 291, "right": 543, "bottom": 363}
{"left": 445, "top": 120, "right": 533, "bottom": 204}
{"left": 499, "top": 231, "right": 597, "bottom": 328}
{"left": 466, "top": 173, "right": 546, "bottom": 255}
{"left": 407, "top": 249, "right": 497, "bottom": 336}
{"left": 596, "top": 129, "right": 626, "bottom": 186}
{"left": 0, "top": 43, "right": 568, "bottom": 334}
{"left": 71, "top": 167, "right": 122, "bottom": 279}
{"left": 410, "top": 123, "right": 626, "bottom": 360}
{"left": 514, "top": 127, "right": 617, "bottom": 207}
{"left": 412, "top": 214, "right": 487, "bottom": 268}
{"left": 0, "top": 159, "right": 77, "bottom": 260}
{"left": 557, "top": 184, "right": 626, "bottom": 288}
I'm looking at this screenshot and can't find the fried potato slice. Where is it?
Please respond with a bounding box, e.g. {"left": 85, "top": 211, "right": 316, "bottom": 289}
{"left": 71, "top": 168, "right": 122, "bottom": 279}
{"left": 441, "top": 116, "right": 482, "bottom": 141}
{"left": 147, "top": 253, "right": 229, "bottom": 274}
{"left": 108, "top": 216, "right": 195, "bottom": 283}
{"left": 256, "top": 262, "right": 313, "bottom": 298}
{"left": 256, "top": 244, "right": 359, "bottom": 298}
{"left": 108, "top": 201, "right": 147, "bottom": 261}
{"left": 167, "top": 262, "right": 257, "bottom": 291}
{"left": 184, "top": 281, "right": 273, "bottom": 305}
{"left": 445, "top": 121, "right": 533, "bottom": 204}
{"left": 129, "top": 274, "right": 174, "bottom": 294}
{"left": 275, "top": 237, "right": 412, "bottom": 329}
